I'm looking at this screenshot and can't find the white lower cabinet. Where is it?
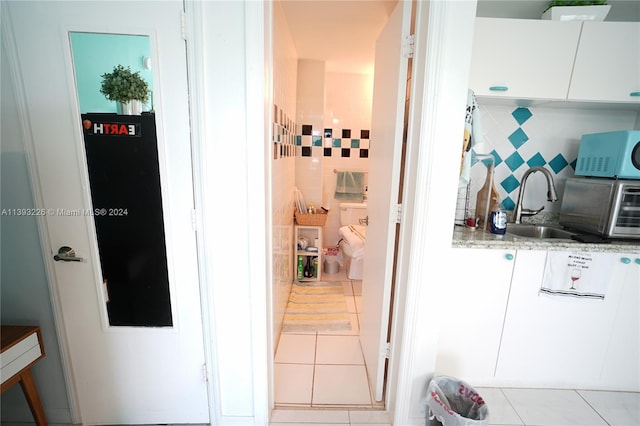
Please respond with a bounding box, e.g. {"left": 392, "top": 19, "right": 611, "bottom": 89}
{"left": 435, "top": 248, "right": 516, "bottom": 385}
{"left": 495, "top": 250, "right": 637, "bottom": 390}
{"left": 600, "top": 254, "right": 640, "bottom": 391}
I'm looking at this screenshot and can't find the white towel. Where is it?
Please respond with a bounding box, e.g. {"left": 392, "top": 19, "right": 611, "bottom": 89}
{"left": 540, "top": 252, "right": 614, "bottom": 299}
{"left": 335, "top": 171, "right": 364, "bottom": 200}
{"left": 339, "top": 225, "right": 366, "bottom": 259}
{"left": 459, "top": 89, "right": 482, "bottom": 188}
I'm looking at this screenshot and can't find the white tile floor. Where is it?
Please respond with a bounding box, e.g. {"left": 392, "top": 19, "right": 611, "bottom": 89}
{"left": 274, "top": 270, "right": 640, "bottom": 425}
{"left": 271, "top": 388, "right": 640, "bottom": 425}
{"left": 274, "top": 269, "right": 381, "bottom": 408}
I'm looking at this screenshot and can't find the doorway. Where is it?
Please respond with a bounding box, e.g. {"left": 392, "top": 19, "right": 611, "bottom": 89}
{"left": 271, "top": 0, "right": 412, "bottom": 408}
{"left": 3, "top": 1, "right": 209, "bottom": 423}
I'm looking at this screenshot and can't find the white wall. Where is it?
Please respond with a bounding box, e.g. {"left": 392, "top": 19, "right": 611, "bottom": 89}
{"left": 195, "top": 1, "right": 266, "bottom": 422}
{"left": 387, "top": 1, "right": 479, "bottom": 423}
{"left": 272, "top": 0, "right": 298, "bottom": 344}
{"left": 294, "top": 68, "right": 373, "bottom": 246}
{"left": 295, "top": 59, "right": 325, "bottom": 220}
{"left": 322, "top": 72, "right": 373, "bottom": 245}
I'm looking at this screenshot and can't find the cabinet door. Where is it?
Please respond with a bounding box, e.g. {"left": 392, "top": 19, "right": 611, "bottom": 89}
{"left": 601, "top": 254, "right": 640, "bottom": 391}
{"left": 496, "top": 250, "right": 625, "bottom": 388}
{"left": 469, "top": 18, "right": 581, "bottom": 100}
{"left": 568, "top": 22, "right": 640, "bottom": 103}
{"left": 435, "top": 248, "right": 516, "bottom": 385}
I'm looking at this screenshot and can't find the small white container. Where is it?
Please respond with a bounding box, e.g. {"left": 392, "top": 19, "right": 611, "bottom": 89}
{"left": 323, "top": 259, "right": 340, "bottom": 274}
{"left": 541, "top": 5, "right": 611, "bottom": 21}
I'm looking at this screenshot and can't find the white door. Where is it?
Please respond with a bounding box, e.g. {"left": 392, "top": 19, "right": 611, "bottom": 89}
{"left": 360, "top": 0, "right": 412, "bottom": 402}
{"left": 4, "top": 1, "right": 209, "bottom": 424}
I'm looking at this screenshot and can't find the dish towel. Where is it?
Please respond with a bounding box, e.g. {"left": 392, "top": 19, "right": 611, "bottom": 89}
{"left": 540, "top": 251, "right": 613, "bottom": 299}
{"left": 460, "top": 89, "right": 482, "bottom": 188}
{"left": 335, "top": 171, "right": 364, "bottom": 200}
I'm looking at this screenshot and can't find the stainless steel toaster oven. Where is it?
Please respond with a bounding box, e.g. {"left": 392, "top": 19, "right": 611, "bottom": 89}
{"left": 559, "top": 177, "right": 640, "bottom": 239}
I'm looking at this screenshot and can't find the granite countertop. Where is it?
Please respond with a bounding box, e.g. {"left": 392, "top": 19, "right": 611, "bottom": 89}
{"left": 452, "top": 224, "right": 640, "bottom": 253}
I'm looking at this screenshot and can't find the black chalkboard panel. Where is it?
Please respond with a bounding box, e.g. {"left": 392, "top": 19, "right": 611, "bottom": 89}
{"left": 82, "top": 112, "right": 172, "bottom": 327}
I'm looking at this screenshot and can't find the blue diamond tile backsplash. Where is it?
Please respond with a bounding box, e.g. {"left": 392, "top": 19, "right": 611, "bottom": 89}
{"left": 511, "top": 106, "right": 532, "bottom": 125}
{"left": 465, "top": 104, "right": 638, "bottom": 216}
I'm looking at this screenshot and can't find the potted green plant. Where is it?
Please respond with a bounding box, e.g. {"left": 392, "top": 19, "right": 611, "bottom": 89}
{"left": 542, "top": 0, "right": 611, "bottom": 21}
{"left": 100, "top": 64, "right": 150, "bottom": 115}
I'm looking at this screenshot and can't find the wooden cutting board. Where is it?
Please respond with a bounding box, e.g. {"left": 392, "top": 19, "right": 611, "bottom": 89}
{"left": 475, "top": 164, "right": 499, "bottom": 229}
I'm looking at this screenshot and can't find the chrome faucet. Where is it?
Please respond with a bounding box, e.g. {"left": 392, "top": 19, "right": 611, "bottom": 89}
{"left": 512, "top": 166, "right": 559, "bottom": 224}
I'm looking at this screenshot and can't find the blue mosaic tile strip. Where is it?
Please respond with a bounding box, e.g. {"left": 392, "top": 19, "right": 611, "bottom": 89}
{"left": 273, "top": 104, "right": 297, "bottom": 160}
{"left": 293, "top": 126, "right": 372, "bottom": 158}
{"left": 526, "top": 152, "right": 546, "bottom": 168}
{"left": 512, "top": 107, "right": 532, "bottom": 125}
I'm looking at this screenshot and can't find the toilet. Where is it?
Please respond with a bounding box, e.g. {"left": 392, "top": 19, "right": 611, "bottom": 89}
{"left": 338, "top": 202, "right": 368, "bottom": 280}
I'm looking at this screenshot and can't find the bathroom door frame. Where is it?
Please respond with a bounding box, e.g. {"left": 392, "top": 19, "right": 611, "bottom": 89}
{"left": 262, "top": 1, "right": 479, "bottom": 424}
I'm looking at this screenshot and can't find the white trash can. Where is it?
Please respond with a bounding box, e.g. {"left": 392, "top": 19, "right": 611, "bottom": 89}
{"left": 425, "top": 376, "right": 489, "bottom": 426}
{"left": 323, "top": 247, "right": 341, "bottom": 274}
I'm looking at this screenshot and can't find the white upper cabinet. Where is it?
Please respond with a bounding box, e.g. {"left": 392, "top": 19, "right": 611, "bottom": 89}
{"left": 469, "top": 18, "right": 582, "bottom": 100}
{"left": 568, "top": 22, "right": 640, "bottom": 103}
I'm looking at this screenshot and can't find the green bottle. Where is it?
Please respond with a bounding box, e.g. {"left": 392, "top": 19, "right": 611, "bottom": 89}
{"left": 297, "top": 255, "right": 304, "bottom": 281}
{"left": 313, "top": 256, "right": 318, "bottom": 278}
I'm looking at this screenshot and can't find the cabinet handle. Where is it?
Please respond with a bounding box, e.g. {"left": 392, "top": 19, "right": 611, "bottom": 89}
{"left": 621, "top": 257, "right": 631, "bottom": 264}
{"left": 629, "top": 92, "right": 640, "bottom": 97}
{"left": 489, "top": 86, "right": 509, "bottom": 92}
{"left": 635, "top": 258, "right": 640, "bottom": 265}
{"left": 505, "top": 253, "right": 514, "bottom": 261}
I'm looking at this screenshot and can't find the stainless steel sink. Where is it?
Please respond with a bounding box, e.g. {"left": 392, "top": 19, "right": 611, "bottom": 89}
{"left": 506, "top": 223, "right": 576, "bottom": 240}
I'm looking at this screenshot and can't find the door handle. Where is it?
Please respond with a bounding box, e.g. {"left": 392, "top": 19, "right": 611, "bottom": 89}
{"left": 54, "top": 246, "right": 84, "bottom": 262}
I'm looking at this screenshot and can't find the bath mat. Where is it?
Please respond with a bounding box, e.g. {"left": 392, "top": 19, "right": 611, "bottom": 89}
{"left": 282, "top": 282, "right": 352, "bottom": 333}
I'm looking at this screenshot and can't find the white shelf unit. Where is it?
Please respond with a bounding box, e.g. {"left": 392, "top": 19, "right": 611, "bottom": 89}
{"left": 294, "top": 225, "right": 323, "bottom": 282}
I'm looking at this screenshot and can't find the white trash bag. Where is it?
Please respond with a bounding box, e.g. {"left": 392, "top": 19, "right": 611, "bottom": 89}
{"left": 425, "top": 376, "right": 489, "bottom": 426}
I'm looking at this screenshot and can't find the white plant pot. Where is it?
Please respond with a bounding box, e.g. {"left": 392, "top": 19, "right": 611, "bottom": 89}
{"left": 116, "top": 100, "right": 143, "bottom": 115}
{"left": 542, "top": 5, "right": 611, "bottom": 21}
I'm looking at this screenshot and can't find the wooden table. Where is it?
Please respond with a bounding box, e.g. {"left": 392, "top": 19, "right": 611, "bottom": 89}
{"left": 1, "top": 325, "right": 48, "bottom": 426}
